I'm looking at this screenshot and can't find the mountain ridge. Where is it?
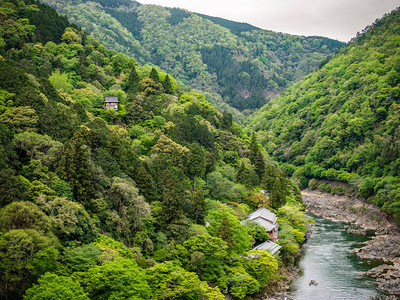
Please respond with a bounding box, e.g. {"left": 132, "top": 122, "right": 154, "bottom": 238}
{"left": 247, "top": 7, "right": 400, "bottom": 222}
{"left": 39, "top": 0, "right": 345, "bottom": 121}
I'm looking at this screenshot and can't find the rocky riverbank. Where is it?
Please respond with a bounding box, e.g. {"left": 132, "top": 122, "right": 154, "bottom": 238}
{"left": 302, "top": 189, "right": 400, "bottom": 296}
{"left": 258, "top": 265, "right": 299, "bottom": 300}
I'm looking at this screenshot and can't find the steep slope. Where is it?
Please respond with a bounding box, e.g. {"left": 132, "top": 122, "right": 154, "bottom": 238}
{"left": 0, "top": 0, "right": 308, "bottom": 299}
{"left": 39, "top": 0, "right": 344, "bottom": 119}
{"left": 248, "top": 8, "right": 400, "bottom": 220}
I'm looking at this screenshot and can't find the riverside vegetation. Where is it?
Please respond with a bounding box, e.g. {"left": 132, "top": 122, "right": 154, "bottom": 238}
{"left": 39, "top": 0, "right": 344, "bottom": 121}
{"left": 0, "top": 0, "right": 311, "bottom": 299}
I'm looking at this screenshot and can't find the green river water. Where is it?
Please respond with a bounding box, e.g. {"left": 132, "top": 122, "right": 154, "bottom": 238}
{"left": 290, "top": 215, "right": 387, "bottom": 300}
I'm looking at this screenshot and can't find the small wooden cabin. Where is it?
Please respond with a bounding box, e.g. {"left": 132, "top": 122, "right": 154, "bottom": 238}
{"left": 103, "top": 96, "right": 120, "bottom": 111}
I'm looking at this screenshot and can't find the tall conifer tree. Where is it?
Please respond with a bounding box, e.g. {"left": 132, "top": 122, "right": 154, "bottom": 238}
{"left": 126, "top": 65, "right": 140, "bottom": 93}
{"left": 162, "top": 74, "right": 173, "bottom": 94}
{"left": 149, "top": 67, "right": 159, "bottom": 83}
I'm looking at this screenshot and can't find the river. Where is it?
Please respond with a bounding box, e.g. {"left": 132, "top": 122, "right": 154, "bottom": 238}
{"left": 290, "top": 214, "right": 387, "bottom": 300}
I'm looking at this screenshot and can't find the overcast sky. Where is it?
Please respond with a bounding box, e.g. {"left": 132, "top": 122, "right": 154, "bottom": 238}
{"left": 137, "top": 0, "right": 399, "bottom": 42}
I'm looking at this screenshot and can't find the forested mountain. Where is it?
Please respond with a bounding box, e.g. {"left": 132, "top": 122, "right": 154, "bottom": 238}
{"left": 248, "top": 8, "right": 400, "bottom": 222}
{"left": 39, "top": 0, "right": 344, "bottom": 120}
{"left": 0, "top": 0, "right": 310, "bottom": 299}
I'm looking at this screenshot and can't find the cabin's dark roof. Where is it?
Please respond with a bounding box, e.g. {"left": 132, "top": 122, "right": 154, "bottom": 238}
{"left": 248, "top": 208, "right": 277, "bottom": 224}
{"left": 104, "top": 96, "right": 120, "bottom": 103}
{"left": 252, "top": 241, "right": 281, "bottom": 254}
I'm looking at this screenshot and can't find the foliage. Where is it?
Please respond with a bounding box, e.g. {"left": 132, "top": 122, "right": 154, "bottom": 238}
{"left": 39, "top": 0, "right": 343, "bottom": 121}
{"left": 80, "top": 258, "right": 151, "bottom": 300}
{"left": 0, "top": 229, "right": 59, "bottom": 296}
{"left": 248, "top": 8, "right": 400, "bottom": 221}
{"left": 206, "top": 210, "right": 252, "bottom": 254}
{"left": 0, "top": 1, "right": 303, "bottom": 298}
{"left": 146, "top": 261, "right": 224, "bottom": 300}
{"left": 24, "top": 273, "right": 89, "bottom": 300}
{"left": 244, "top": 250, "right": 279, "bottom": 286}
{"left": 0, "top": 201, "right": 52, "bottom": 234}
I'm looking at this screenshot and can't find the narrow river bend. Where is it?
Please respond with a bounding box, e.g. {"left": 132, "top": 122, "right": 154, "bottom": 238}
{"left": 290, "top": 215, "right": 386, "bottom": 299}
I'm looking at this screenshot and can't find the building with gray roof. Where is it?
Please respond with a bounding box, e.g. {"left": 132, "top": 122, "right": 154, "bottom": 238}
{"left": 252, "top": 241, "right": 281, "bottom": 255}
{"left": 103, "top": 96, "right": 120, "bottom": 111}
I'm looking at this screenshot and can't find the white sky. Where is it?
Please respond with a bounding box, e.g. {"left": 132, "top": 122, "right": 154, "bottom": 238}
{"left": 137, "top": 0, "right": 399, "bottom": 42}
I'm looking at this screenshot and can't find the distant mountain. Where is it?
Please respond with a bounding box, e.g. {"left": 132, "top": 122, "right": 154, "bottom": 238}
{"left": 39, "top": 0, "right": 344, "bottom": 120}
{"left": 247, "top": 8, "right": 400, "bottom": 221}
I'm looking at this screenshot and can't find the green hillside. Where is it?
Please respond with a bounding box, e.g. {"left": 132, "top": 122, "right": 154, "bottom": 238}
{"left": 0, "top": 0, "right": 309, "bottom": 298}
{"left": 248, "top": 8, "right": 400, "bottom": 221}
{"left": 39, "top": 0, "right": 344, "bottom": 120}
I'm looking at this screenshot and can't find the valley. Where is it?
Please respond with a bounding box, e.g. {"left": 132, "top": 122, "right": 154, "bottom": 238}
{"left": 0, "top": 0, "right": 399, "bottom": 299}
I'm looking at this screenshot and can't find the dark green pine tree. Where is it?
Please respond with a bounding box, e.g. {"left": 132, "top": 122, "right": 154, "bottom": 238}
{"left": 254, "top": 151, "right": 266, "bottom": 180}
{"left": 249, "top": 132, "right": 259, "bottom": 165}
{"left": 249, "top": 132, "right": 265, "bottom": 180}
{"left": 162, "top": 74, "right": 173, "bottom": 94}
{"left": 215, "top": 215, "right": 234, "bottom": 250}
{"left": 161, "top": 169, "right": 184, "bottom": 223}
{"left": 187, "top": 142, "right": 205, "bottom": 190}
{"left": 57, "top": 126, "right": 94, "bottom": 206}
{"left": 134, "top": 164, "right": 158, "bottom": 202}
{"left": 191, "top": 189, "right": 206, "bottom": 224}
{"left": 220, "top": 111, "right": 232, "bottom": 130}
{"left": 236, "top": 161, "right": 248, "bottom": 185}
{"left": 261, "top": 164, "right": 288, "bottom": 209}
{"left": 236, "top": 161, "right": 259, "bottom": 188}
{"left": 149, "top": 67, "right": 160, "bottom": 83}
{"left": 126, "top": 65, "right": 140, "bottom": 93}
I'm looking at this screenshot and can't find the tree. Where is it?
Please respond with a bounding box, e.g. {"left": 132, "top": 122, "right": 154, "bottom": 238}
{"left": 277, "top": 223, "right": 300, "bottom": 265}
{"left": 0, "top": 201, "right": 52, "bottom": 234}
{"left": 146, "top": 261, "right": 224, "bottom": 300}
{"left": 106, "top": 177, "right": 150, "bottom": 242}
{"left": 254, "top": 151, "right": 266, "bottom": 179}
{"left": 0, "top": 106, "right": 39, "bottom": 133}
{"left": 162, "top": 74, "right": 173, "bottom": 94}
{"left": 93, "top": 235, "right": 135, "bottom": 262}
{"left": 134, "top": 164, "right": 158, "bottom": 202}
{"left": 249, "top": 132, "right": 259, "bottom": 165}
{"left": 206, "top": 171, "right": 247, "bottom": 202}
{"left": 191, "top": 189, "right": 206, "bottom": 224}
{"left": 236, "top": 160, "right": 259, "bottom": 187}
{"left": 13, "top": 132, "right": 63, "bottom": 166}
{"left": 138, "top": 78, "right": 160, "bottom": 96}
{"left": 57, "top": 126, "right": 93, "bottom": 205}
{"left": 183, "top": 233, "right": 229, "bottom": 284}
{"left": 261, "top": 164, "right": 289, "bottom": 209}
{"left": 24, "top": 273, "right": 89, "bottom": 300}
{"left": 227, "top": 270, "right": 260, "bottom": 299}
{"left": 126, "top": 65, "right": 140, "bottom": 93}
{"left": 241, "top": 220, "right": 269, "bottom": 244}
{"left": 0, "top": 229, "right": 59, "bottom": 296}
{"left": 149, "top": 67, "right": 159, "bottom": 83}
{"left": 63, "top": 244, "right": 101, "bottom": 273}
{"left": 206, "top": 210, "right": 252, "bottom": 254}
{"left": 159, "top": 168, "right": 187, "bottom": 224}
{"left": 39, "top": 196, "right": 99, "bottom": 244}
{"left": 80, "top": 258, "right": 151, "bottom": 300}
{"left": 220, "top": 111, "right": 232, "bottom": 131}
{"left": 244, "top": 250, "right": 278, "bottom": 286}
{"left": 61, "top": 27, "right": 81, "bottom": 44}
{"left": 187, "top": 142, "right": 205, "bottom": 190}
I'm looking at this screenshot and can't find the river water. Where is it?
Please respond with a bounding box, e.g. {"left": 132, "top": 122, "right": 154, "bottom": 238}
{"left": 290, "top": 215, "right": 386, "bottom": 300}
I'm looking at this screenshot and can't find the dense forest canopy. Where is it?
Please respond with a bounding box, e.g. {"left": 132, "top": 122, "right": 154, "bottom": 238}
{"left": 0, "top": 0, "right": 310, "bottom": 299}
{"left": 38, "top": 0, "right": 344, "bottom": 121}
{"left": 248, "top": 7, "right": 400, "bottom": 222}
